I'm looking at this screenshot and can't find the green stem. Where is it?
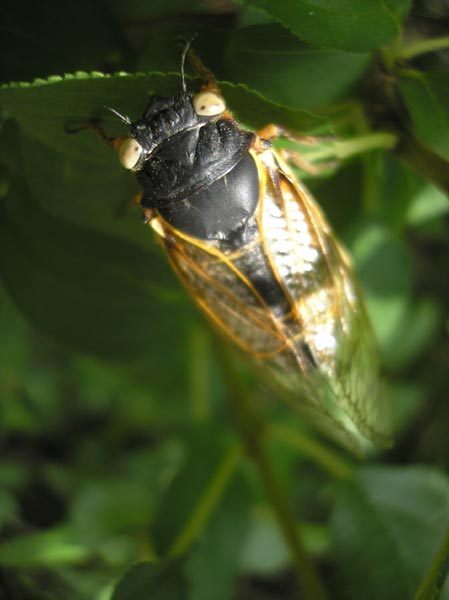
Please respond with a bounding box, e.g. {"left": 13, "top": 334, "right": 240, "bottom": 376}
{"left": 399, "top": 36, "right": 449, "bottom": 61}
{"left": 398, "top": 134, "right": 449, "bottom": 196}
{"left": 268, "top": 423, "right": 353, "bottom": 481}
{"left": 303, "top": 132, "right": 397, "bottom": 164}
{"left": 221, "top": 356, "right": 328, "bottom": 600}
{"left": 169, "top": 443, "right": 242, "bottom": 556}
{"left": 413, "top": 519, "right": 449, "bottom": 600}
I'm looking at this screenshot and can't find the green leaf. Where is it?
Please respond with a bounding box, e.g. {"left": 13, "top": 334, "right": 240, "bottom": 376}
{"left": 151, "top": 429, "right": 240, "bottom": 558}
{"left": 226, "top": 24, "right": 370, "bottom": 109}
{"left": 233, "top": 0, "right": 412, "bottom": 52}
{"left": 112, "top": 561, "right": 188, "bottom": 600}
{"left": 0, "top": 528, "right": 90, "bottom": 567}
{"left": 0, "top": 183, "right": 188, "bottom": 358}
{"left": 378, "top": 155, "right": 449, "bottom": 230}
{"left": 415, "top": 521, "right": 449, "bottom": 600}
{"left": 331, "top": 466, "right": 449, "bottom": 600}
{"left": 399, "top": 70, "right": 449, "bottom": 162}
{"left": 347, "top": 222, "right": 413, "bottom": 360}
{"left": 185, "top": 475, "right": 251, "bottom": 600}
{"left": 240, "top": 508, "right": 290, "bottom": 573}
{"left": 0, "top": 72, "right": 324, "bottom": 147}
{"left": 0, "top": 489, "right": 18, "bottom": 525}
{"left": 380, "top": 297, "right": 442, "bottom": 371}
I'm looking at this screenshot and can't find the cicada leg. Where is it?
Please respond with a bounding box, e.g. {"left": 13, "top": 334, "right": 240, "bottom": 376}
{"left": 256, "top": 123, "right": 323, "bottom": 147}
{"left": 65, "top": 119, "right": 118, "bottom": 148}
{"left": 255, "top": 124, "right": 338, "bottom": 175}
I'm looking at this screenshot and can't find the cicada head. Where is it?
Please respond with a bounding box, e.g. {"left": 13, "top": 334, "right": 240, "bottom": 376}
{"left": 113, "top": 45, "right": 257, "bottom": 241}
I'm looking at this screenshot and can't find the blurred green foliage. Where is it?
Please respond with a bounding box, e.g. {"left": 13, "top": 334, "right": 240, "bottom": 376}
{"left": 0, "top": 0, "right": 449, "bottom": 599}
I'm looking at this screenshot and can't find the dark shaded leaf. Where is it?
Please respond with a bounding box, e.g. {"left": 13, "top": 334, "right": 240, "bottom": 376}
{"left": 112, "top": 561, "right": 188, "bottom": 600}
{"left": 186, "top": 474, "right": 251, "bottom": 600}
{"left": 347, "top": 221, "right": 413, "bottom": 359}
{"left": 331, "top": 466, "right": 449, "bottom": 600}
{"left": 0, "top": 183, "right": 188, "bottom": 358}
{"left": 152, "top": 428, "right": 238, "bottom": 557}
{"left": 399, "top": 70, "right": 449, "bottom": 163}
{"left": 226, "top": 24, "right": 370, "bottom": 109}
{"left": 0, "top": 72, "right": 325, "bottom": 148}
{"left": 233, "top": 0, "right": 412, "bottom": 52}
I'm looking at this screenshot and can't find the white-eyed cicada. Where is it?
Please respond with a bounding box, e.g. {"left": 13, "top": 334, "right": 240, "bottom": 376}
{"left": 112, "top": 46, "right": 391, "bottom": 452}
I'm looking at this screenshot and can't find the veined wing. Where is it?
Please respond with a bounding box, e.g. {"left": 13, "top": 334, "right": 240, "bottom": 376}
{"left": 162, "top": 226, "right": 290, "bottom": 359}
{"left": 259, "top": 149, "right": 392, "bottom": 449}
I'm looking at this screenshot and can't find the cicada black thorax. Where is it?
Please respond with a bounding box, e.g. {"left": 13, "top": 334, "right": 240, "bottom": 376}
{"left": 134, "top": 94, "right": 258, "bottom": 240}
{"left": 132, "top": 92, "right": 295, "bottom": 323}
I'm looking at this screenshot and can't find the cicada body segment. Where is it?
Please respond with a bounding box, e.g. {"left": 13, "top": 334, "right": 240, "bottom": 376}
{"left": 114, "top": 82, "right": 391, "bottom": 452}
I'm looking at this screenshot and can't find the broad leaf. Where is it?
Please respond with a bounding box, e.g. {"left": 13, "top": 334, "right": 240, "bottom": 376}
{"left": 331, "top": 466, "right": 449, "bottom": 600}
{"left": 233, "top": 0, "right": 412, "bottom": 52}
{"left": 112, "top": 561, "right": 188, "bottom": 600}
{"left": 399, "top": 71, "right": 449, "bottom": 163}
{"left": 226, "top": 24, "right": 370, "bottom": 109}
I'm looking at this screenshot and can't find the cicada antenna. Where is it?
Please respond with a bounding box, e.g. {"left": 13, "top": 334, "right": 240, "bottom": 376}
{"left": 180, "top": 34, "right": 198, "bottom": 93}
{"left": 105, "top": 106, "right": 131, "bottom": 125}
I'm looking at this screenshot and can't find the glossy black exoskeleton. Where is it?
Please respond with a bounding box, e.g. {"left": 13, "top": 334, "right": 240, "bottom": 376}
{"left": 129, "top": 92, "right": 259, "bottom": 241}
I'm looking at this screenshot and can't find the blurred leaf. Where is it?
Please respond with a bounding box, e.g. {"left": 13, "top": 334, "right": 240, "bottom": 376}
{"left": 0, "top": 183, "right": 187, "bottom": 358}
{"left": 151, "top": 428, "right": 239, "bottom": 557}
{"left": 233, "top": 0, "right": 412, "bottom": 52}
{"left": 112, "top": 560, "right": 188, "bottom": 600}
{"left": 381, "top": 297, "right": 443, "bottom": 371}
{"left": 226, "top": 24, "right": 370, "bottom": 109}
{"left": 407, "top": 185, "right": 449, "bottom": 226}
{"left": 185, "top": 475, "right": 251, "bottom": 600}
{"left": 70, "top": 481, "right": 153, "bottom": 543}
{"left": 348, "top": 221, "right": 413, "bottom": 359}
{"left": 331, "top": 466, "right": 449, "bottom": 600}
{"left": 390, "top": 381, "right": 426, "bottom": 434}
{"left": 0, "top": 528, "right": 90, "bottom": 567}
{"left": 414, "top": 521, "right": 449, "bottom": 600}
{"left": 378, "top": 155, "right": 449, "bottom": 230}
{"left": 399, "top": 70, "right": 449, "bottom": 163}
{"left": 0, "top": 489, "right": 18, "bottom": 524}
{"left": 240, "top": 508, "right": 290, "bottom": 573}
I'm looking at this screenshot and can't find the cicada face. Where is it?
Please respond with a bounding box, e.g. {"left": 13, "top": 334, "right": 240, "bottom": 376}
{"left": 116, "top": 85, "right": 391, "bottom": 452}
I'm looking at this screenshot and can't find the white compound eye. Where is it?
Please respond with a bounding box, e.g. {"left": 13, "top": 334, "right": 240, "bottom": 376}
{"left": 118, "top": 137, "right": 143, "bottom": 170}
{"left": 192, "top": 91, "right": 226, "bottom": 117}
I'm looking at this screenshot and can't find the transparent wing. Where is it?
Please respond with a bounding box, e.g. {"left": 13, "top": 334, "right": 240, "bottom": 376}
{"left": 258, "top": 150, "right": 392, "bottom": 449}
{"left": 156, "top": 147, "right": 391, "bottom": 452}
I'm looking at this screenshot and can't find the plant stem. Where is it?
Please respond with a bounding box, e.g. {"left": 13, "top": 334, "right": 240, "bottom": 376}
{"left": 303, "top": 132, "right": 397, "bottom": 164}
{"left": 169, "top": 443, "right": 242, "bottom": 556}
{"left": 268, "top": 423, "right": 353, "bottom": 481}
{"left": 413, "top": 518, "right": 449, "bottom": 600}
{"left": 399, "top": 36, "right": 449, "bottom": 61}
{"left": 221, "top": 356, "right": 328, "bottom": 600}
{"left": 398, "top": 134, "right": 449, "bottom": 196}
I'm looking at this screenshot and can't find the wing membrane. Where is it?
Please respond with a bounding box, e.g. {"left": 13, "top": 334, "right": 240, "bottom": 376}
{"left": 259, "top": 151, "right": 391, "bottom": 448}
{"left": 156, "top": 147, "right": 391, "bottom": 451}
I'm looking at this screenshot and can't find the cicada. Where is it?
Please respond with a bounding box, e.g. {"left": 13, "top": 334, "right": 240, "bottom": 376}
{"left": 111, "top": 46, "right": 391, "bottom": 452}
